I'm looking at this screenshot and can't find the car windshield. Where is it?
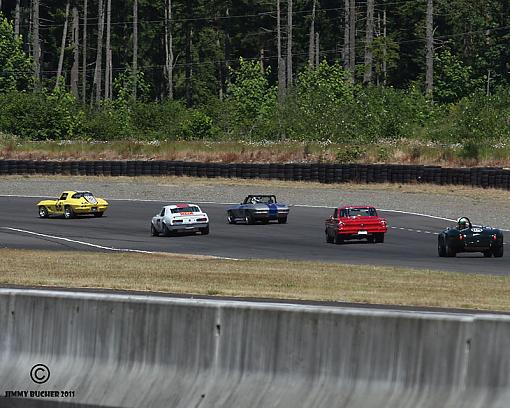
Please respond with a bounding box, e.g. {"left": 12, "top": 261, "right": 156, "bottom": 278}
{"left": 244, "top": 196, "right": 275, "bottom": 204}
{"left": 171, "top": 206, "right": 200, "bottom": 213}
{"left": 341, "top": 208, "right": 377, "bottom": 217}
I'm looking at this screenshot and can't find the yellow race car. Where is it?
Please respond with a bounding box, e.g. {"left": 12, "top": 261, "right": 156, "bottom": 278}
{"left": 37, "top": 191, "right": 109, "bottom": 219}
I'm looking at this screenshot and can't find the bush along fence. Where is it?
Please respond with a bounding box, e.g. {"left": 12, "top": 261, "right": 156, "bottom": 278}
{"left": 0, "top": 160, "right": 510, "bottom": 189}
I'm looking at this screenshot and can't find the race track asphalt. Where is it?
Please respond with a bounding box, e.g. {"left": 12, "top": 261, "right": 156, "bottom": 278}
{"left": 0, "top": 196, "right": 509, "bottom": 275}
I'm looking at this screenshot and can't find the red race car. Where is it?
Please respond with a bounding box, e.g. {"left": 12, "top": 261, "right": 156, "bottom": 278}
{"left": 325, "top": 206, "right": 387, "bottom": 244}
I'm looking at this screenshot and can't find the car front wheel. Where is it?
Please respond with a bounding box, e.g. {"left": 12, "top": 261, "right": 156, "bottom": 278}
{"left": 227, "top": 212, "right": 236, "bottom": 224}
{"left": 38, "top": 206, "right": 49, "bottom": 218}
{"left": 245, "top": 213, "right": 254, "bottom": 225}
{"left": 278, "top": 217, "right": 287, "bottom": 224}
{"left": 151, "top": 223, "right": 159, "bottom": 237}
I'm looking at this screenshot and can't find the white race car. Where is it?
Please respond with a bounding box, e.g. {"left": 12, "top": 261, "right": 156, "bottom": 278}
{"left": 151, "top": 204, "right": 209, "bottom": 236}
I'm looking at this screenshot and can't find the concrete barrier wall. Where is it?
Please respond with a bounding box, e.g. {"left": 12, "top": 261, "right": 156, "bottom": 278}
{"left": 0, "top": 289, "right": 509, "bottom": 408}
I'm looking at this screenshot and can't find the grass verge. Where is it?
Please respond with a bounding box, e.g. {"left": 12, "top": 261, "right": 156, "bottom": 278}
{"left": 1, "top": 137, "right": 510, "bottom": 167}
{"left": 1, "top": 249, "right": 509, "bottom": 312}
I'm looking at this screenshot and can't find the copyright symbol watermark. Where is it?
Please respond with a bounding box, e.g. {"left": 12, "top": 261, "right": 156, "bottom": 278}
{"left": 30, "top": 364, "right": 50, "bottom": 384}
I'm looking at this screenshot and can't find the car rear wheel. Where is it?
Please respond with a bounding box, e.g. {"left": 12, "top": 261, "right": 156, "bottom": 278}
{"left": 367, "top": 235, "right": 376, "bottom": 244}
{"left": 483, "top": 250, "right": 492, "bottom": 258}
{"left": 201, "top": 226, "right": 210, "bottom": 235}
{"left": 93, "top": 212, "right": 103, "bottom": 217}
{"left": 151, "top": 223, "right": 159, "bottom": 237}
{"left": 278, "top": 217, "right": 287, "bottom": 224}
{"left": 375, "top": 233, "right": 385, "bottom": 243}
{"left": 64, "top": 206, "right": 74, "bottom": 219}
{"left": 38, "top": 206, "right": 49, "bottom": 218}
{"left": 333, "top": 234, "right": 344, "bottom": 245}
{"left": 445, "top": 241, "right": 456, "bottom": 257}
{"left": 493, "top": 245, "right": 504, "bottom": 258}
{"left": 162, "top": 223, "right": 171, "bottom": 236}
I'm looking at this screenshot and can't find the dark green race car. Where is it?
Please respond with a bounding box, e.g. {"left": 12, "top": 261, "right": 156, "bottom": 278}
{"left": 438, "top": 217, "right": 504, "bottom": 258}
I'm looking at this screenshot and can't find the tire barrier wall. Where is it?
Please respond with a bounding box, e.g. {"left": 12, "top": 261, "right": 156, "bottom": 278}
{"left": 1, "top": 160, "right": 510, "bottom": 189}
{"left": 1, "top": 289, "right": 509, "bottom": 408}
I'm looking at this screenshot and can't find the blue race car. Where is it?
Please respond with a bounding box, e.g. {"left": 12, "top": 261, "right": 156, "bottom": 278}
{"left": 227, "top": 195, "right": 289, "bottom": 224}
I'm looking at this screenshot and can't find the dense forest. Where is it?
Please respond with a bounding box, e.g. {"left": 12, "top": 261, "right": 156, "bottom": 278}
{"left": 1, "top": 0, "right": 510, "bottom": 156}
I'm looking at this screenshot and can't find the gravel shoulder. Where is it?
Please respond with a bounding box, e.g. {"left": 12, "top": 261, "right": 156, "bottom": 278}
{"left": 2, "top": 175, "right": 510, "bottom": 229}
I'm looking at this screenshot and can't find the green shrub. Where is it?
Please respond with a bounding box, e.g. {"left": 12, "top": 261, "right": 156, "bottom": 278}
{"left": 84, "top": 104, "right": 132, "bottom": 141}
{"left": 180, "top": 111, "right": 216, "bottom": 140}
{"left": 428, "top": 88, "right": 510, "bottom": 143}
{"left": 458, "top": 141, "right": 480, "bottom": 162}
{"left": 130, "top": 100, "right": 189, "bottom": 140}
{"left": 0, "top": 89, "right": 84, "bottom": 140}
{"left": 335, "top": 145, "right": 366, "bottom": 163}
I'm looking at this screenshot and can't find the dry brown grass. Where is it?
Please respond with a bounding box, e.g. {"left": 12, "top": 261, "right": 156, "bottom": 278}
{"left": 4, "top": 139, "right": 510, "bottom": 167}
{"left": 1, "top": 249, "right": 510, "bottom": 311}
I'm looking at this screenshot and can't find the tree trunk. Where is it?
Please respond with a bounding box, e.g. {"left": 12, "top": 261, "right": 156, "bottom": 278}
{"left": 308, "top": 0, "right": 316, "bottom": 67}
{"left": 218, "top": 36, "right": 224, "bottom": 100}
{"left": 32, "top": 0, "right": 41, "bottom": 87}
{"left": 260, "top": 48, "right": 265, "bottom": 74}
{"left": 104, "top": 0, "right": 111, "bottom": 99}
{"left": 224, "top": 5, "right": 231, "bottom": 85}
{"left": 56, "top": 1, "right": 70, "bottom": 88}
{"left": 425, "top": 0, "right": 434, "bottom": 98}
{"left": 277, "top": 0, "right": 286, "bottom": 101}
{"left": 82, "top": 0, "right": 88, "bottom": 102}
{"left": 185, "top": 0, "right": 192, "bottom": 106}
{"left": 92, "top": 0, "right": 105, "bottom": 104}
{"left": 28, "top": 0, "right": 32, "bottom": 56}
{"left": 132, "top": 0, "right": 138, "bottom": 99}
{"left": 363, "top": 0, "right": 374, "bottom": 84}
{"left": 164, "top": 0, "right": 174, "bottom": 99}
{"left": 108, "top": 48, "right": 112, "bottom": 98}
{"left": 382, "top": 8, "right": 387, "bottom": 85}
{"left": 286, "top": 0, "right": 293, "bottom": 87}
{"left": 14, "top": 0, "right": 20, "bottom": 37}
{"left": 343, "top": 0, "right": 349, "bottom": 70}
{"left": 315, "top": 32, "right": 320, "bottom": 67}
{"left": 71, "top": 6, "right": 80, "bottom": 97}
{"left": 349, "top": 0, "right": 356, "bottom": 81}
